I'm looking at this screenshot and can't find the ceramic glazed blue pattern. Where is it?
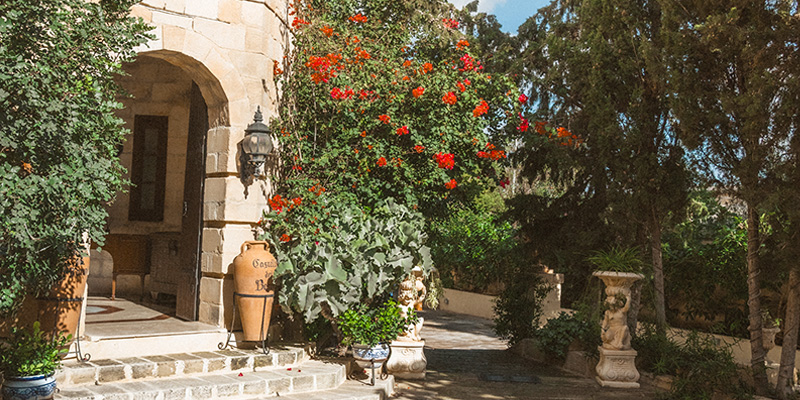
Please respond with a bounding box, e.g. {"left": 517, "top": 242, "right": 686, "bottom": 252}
{"left": 352, "top": 343, "right": 390, "bottom": 369}
{"left": 1, "top": 374, "right": 56, "bottom": 400}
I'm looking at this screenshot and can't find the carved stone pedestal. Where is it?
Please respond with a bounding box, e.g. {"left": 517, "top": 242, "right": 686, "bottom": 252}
{"left": 595, "top": 347, "right": 640, "bottom": 388}
{"left": 386, "top": 340, "right": 426, "bottom": 379}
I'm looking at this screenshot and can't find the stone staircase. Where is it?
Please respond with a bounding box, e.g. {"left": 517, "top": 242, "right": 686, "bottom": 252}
{"left": 54, "top": 345, "right": 394, "bottom": 399}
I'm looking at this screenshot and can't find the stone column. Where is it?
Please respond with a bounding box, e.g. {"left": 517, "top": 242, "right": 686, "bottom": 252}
{"left": 593, "top": 271, "right": 644, "bottom": 388}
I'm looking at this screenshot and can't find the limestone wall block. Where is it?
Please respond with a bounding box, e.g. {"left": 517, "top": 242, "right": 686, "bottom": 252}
{"left": 218, "top": 0, "right": 242, "bottom": 24}
{"left": 202, "top": 49, "right": 236, "bottom": 91}
{"left": 151, "top": 10, "right": 193, "bottom": 30}
{"left": 199, "top": 276, "right": 224, "bottom": 305}
{"left": 206, "top": 126, "right": 232, "bottom": 155}
{"left": 199, "top": 301, "right": 223, "bottom": 326}
{"left": 245, "top": 28, "right": 265, "bottom": 55}
{"left": 195, "top": 18, "right": 246, "bottom": 51}
{"left": 164, "top": 0, "right": 186, "bottom": 14}
{"left": 185, "top": 0, "right": 219, "bottom": 20}
{"left": 161, "top": 25, "right": 187, "bottom": 52}
{"left": 203, "top": 227, "right": 224, "bottom": 254}
{"left": 204, "top": 177, "right": 228, "bottom": 203}
{"left": 241, "top": 1, "right": 267, "bottom": 28}
{"left": 228, "top": 99, "right": 254, "bottom": 133}
{"left": 180, "top": 31, "right": 215, "bottom": 68}
{"left": 130, "top": 4, "right": 153, "bottom": 22}
{"left": 201, "top": 250, "right": 224, "bottom": 274}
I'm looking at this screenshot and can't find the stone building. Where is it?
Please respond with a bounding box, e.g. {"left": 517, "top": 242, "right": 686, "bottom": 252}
{"left": 85, "top": 0, "right": 289, "bottom": 350}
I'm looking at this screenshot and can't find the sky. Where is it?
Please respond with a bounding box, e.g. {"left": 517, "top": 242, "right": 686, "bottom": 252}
{"left": 447, "top": 0, "right": 551, "bottom": 34}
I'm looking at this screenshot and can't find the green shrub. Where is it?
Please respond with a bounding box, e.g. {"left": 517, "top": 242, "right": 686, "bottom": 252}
{"left": 0, "top": 322, "right": 71, "bottom": 377}
{"left": 262, "top": 198, "right": 432, "bottom": 323}
{"left": 493, "top": 267, "right": 550, "bottom": 347}
{"left": 633, "top": 326, "right": 753, "bottom": 399}
{"left": 534, "top": 308, "right": 600, "bottom": 360}
{"left": 428, "top": 202, "right": 520, "bottom": 292}
{"left": 337, "top": 299, "right": 414, "bottom": 346}
{"left": 587, "top": 246, "right": 645, "bottom": 273}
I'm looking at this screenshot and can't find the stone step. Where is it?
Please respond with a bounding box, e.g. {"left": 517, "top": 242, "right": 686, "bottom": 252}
{"left": 245, "top": 375, "right": 395, "bottom": 400}
{"left": 56, "top": 346, "right": 309, "bottom": 388}
{"left": 55, "top": 360, "right": 345, "bottom": 400}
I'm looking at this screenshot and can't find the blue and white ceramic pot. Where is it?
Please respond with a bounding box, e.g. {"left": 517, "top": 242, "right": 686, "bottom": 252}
{"left": 352, "top": 343, "right": 391, "bottom": 369}
{"left": 1, "top": 374, "right": 56, "bottom": 400}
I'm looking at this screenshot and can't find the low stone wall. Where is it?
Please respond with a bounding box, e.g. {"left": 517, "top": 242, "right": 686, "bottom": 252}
{"left": 436, "top": 272, "right": 564, "bottom": 321}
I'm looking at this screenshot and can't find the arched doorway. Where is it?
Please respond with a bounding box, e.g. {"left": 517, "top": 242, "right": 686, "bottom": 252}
{"left": 90, "top": 51, "right": 228, "bottom": 322}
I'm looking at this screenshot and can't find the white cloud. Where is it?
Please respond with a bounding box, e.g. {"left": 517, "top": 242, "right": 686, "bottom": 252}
{"left": 447, "top": 0, "right": 508, "bottom": 14}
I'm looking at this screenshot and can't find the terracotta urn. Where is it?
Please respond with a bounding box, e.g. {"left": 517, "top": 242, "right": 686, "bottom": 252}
{"left": 233, "top": 241, "right": 277, "bottom": 342}
{"left": 37, "top": 252, "right": 90, "bottom": 341}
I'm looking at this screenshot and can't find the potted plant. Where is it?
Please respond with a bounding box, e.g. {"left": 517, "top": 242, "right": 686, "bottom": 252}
{"left": 1, "top": 321, "right": 70, "bottom": 400}
{"left": 338, "top": 299, "right": 413, "bottom": 371}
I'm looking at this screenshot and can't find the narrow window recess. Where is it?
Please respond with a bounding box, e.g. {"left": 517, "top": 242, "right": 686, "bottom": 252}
{"left": 129, "top": 115, "right": 168, "bottom": 222}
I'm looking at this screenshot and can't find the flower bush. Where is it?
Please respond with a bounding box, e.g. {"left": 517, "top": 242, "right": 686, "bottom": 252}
{"left": 262, "top": 0, "right": 522, "bottom": 322}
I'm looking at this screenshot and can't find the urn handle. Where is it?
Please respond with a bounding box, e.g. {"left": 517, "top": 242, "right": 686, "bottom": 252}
{"left": 241, "top": 240, "right": 271, "bottom": 254}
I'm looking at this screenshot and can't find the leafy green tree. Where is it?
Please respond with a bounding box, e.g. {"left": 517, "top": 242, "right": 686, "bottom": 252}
{"left": 662, "top": 0, "right": 800, "bottom": 393}
{"left": 513, "top": 0, "right": 691, "bottom": 329}
{"left": 0, "top": 0, "right": 149, "bottom": 314}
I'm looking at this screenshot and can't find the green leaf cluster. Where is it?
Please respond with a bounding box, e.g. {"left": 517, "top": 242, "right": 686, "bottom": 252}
{"left": 0, "top": 0, "right": 150, "bottom": 314}
{"left": 261, "top": 198, "right": 432, "bottom": 322}
{"left": 587, "top": 247, "right": 645, "bottom": 273}
{"left": 533, "top": 309, "right": 600, "bottom": 361}
{"left": 337, "top": 299, "right": 414, "bottom": 347}
{"left": 0, "top": 321, "right": 71, "bottom": 377}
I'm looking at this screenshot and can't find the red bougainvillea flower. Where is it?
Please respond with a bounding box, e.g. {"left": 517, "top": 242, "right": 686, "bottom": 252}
{"left": 402, "top": 60, "right": 412, "bottom": 68}
{"left": 456, "top": 81, "right": 466, "bottom": 92}
{"left": 456, "top": 40, "right": 470, "bottom": 50}
{"left": 396, "top": 126, "right": 409, "bottom": 135}
{"left": 556, "top": 127, "right": 571, "bottom": 138}
{"left": 321, "top": 25, "right": 333, "bottom": 37}
{"left": 414, "top": 145, "right": 425, "bottom": 153}
{"left": 442, "top": 91, "right": 457, "bottom": 105}
{"left": 443, "top": 18, "right": 459, "bottom": 29}
{"left": 349, "top": 13, "right": 367, "bottom": 23}
{"left": 423, "top": 62, "right": 433, "bottom": 73}
{"left": 291, "top": 17, "right": 310, "bottom": 29}
{"left": 358, "top": 49, "right": 370, "bottom": 59}
{"left": 280, "top": 234, "right": 292, "bottom": 242}
{"left": 473, "top": 99, "right": 489, "bottom": 117}
{"left": 477, "top": 151, "right": 488, "bottom": 158}
{"left": 434, "top": 152, "right": 455, "bottom": 169}
{"left": 518, "top": 116, "right": 529, "bottom": 132}
{"left": 330, "top": 87, "right": 354, "bottom": 100}
{"left": 269, "top": 195, "right": 288, "bottom": 213}
{"left": 378, "top": 114, "right": 391, "bottom": 124}
{"left": 459, "top": 54, "right": 474, "bottom": 71}
{"left": 292, "top": 197, "right": 302, "bottom": 206}
{"left": 499, "top": 178, "right": 510, "bottom": 188}
{"left": 445, "top": 179, "right": 457, "bottom": 189}
{"left": 412, "top": 86, "right": 425, "bottom": 98}
{"left": 519, "top": 93, "right": 529, "bottom": 104}
{"left": 377, "top": 157, "right": 387, "bottom": 166}
{"left": 463, "top": 78, "right": 471, "bottom": 85}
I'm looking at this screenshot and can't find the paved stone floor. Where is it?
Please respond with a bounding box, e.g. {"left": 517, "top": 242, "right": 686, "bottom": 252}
{"left": 392, "top": 310, "right": 661, "bottom": 399}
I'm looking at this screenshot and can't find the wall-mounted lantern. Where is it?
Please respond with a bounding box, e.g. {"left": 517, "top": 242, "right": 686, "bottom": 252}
{"left": 241, "top": 106, "right": 274, "bottom": 178}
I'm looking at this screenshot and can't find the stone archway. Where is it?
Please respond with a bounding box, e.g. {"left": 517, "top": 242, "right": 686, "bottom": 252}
{"left": 94, "top": 49, "right": 231, "bottom": 321}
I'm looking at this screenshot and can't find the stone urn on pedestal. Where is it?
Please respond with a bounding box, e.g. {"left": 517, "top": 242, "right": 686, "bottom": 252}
{"left": 386, "top": 269, "right": 427, "bottom": 379}
{"left": 593, "top": 271, "right": 644, "bottom": 388}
